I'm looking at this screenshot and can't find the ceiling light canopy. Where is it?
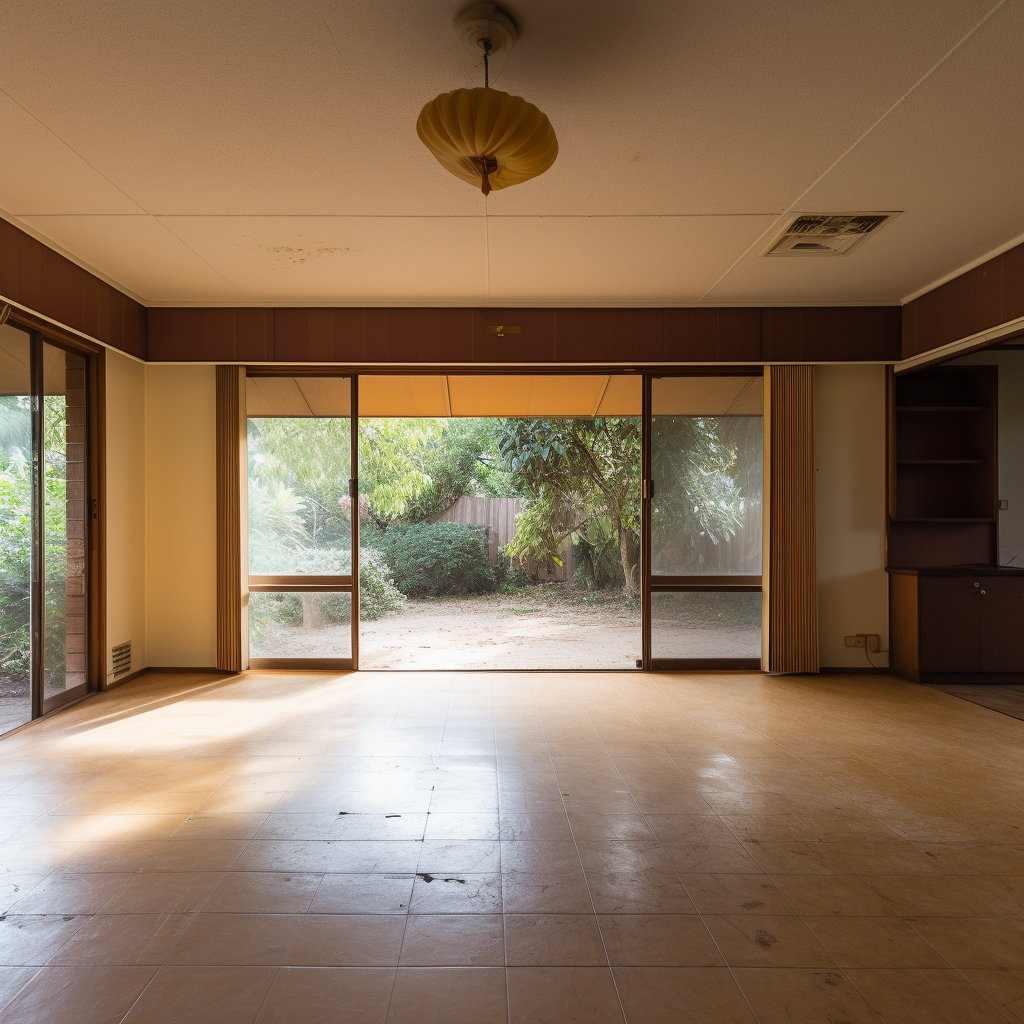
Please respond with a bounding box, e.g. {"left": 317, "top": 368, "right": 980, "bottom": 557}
{"left": 416, "top": 4, "right": 558, "bottom": 196}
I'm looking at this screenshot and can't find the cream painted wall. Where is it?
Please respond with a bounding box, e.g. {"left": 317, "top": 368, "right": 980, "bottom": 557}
{"left": 815, "top": 365, "right": 889, "bottom": 668}
{"left": 104, "top": 351, "right": 148, "bottom": 682}
{"left": 146, "top": 365, "right": 217, "bottom": 667}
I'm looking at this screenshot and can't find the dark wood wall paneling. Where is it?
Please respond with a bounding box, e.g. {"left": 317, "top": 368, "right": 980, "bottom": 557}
{"left": 147, "top": 305, "right": 901, "bottom": 364}
{"left": 902, "top": 240, "right": 1024, "bottom": 358}
{"left": 0, "top": 218, "right": 146, "bottom": 358}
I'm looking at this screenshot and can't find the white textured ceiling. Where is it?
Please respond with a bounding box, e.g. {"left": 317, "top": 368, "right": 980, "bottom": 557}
{"left": 0, "top": 0, "right": 1022, "bottom": 307}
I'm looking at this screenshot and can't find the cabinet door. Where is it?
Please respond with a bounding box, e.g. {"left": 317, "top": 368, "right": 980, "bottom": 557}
{"left": 918, "top": 578, "right": 988, "bottom": 673}
{"left": 981, "top": 577, "right": 1024, "bottom": 672}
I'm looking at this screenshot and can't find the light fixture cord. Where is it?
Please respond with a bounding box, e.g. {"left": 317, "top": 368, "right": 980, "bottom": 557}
{"left": 482, "top": 38, "right": 492, "bottom": 87}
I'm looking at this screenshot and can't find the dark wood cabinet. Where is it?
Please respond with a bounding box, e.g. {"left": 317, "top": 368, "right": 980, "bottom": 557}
{"left": 890, "top": 567, "right": 1024, "bottom": 682}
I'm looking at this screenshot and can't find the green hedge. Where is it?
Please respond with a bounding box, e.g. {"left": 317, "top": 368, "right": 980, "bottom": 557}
{"left": 383, "top": 522, "right": 496, "bottom": 597}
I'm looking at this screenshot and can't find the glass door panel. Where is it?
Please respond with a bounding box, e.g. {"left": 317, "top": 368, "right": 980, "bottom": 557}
{"left": 246, "top": 375, "right": 357, "bottom": 667}
{"left": 0, "top": 325, "right": 33, "bottom": 730}
{"left": 647, "top": 374, "right": 764, "bottom": 668}
{"left": 42, "top": 343, "right": 88, "bottom": 706}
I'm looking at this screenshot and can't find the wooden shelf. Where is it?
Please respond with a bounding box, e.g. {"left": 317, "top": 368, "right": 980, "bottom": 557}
{"left": 896, "top": 405, "right": 988, "bottom": 412}
{"left": 892, "top": 517, "right": 996, "bottom": 524}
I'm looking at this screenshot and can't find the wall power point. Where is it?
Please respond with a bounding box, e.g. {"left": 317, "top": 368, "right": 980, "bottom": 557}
{"left": 846, "top": 634, "right": 882, "bottom": 652}
{"left": 845, "top": 635, "right": 865, "bottom": 648}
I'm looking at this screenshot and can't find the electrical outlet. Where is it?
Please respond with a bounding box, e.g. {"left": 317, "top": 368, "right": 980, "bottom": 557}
{"left": 863, "top": 634, "right": 882, "bottom": 653}
{"left": 845, "top": 635, "right": 866, "bottom": 648}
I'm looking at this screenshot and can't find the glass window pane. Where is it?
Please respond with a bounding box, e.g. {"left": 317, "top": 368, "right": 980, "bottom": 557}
{"left": 651, "top": 591, "right": 762, "bottom": 661}
{"left": 0, "top": 325, "right": 33, "bottom": 730}
{"left": 247, "top": 403, "right": 352, "bottom": 576}
{"left": 249, "top": 591, "right": 352, "bottom": 660}
{"left": 42, "top": 344, "right": 87, "bottom": 701}
{"left": 652, "top": 377, "right": 763, "bottom": 576}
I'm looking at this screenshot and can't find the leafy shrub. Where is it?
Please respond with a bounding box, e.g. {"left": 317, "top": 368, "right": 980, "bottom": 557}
{"left": 383, "top": 522, "right": 496, "bottom": 598}
{"left": 494, "top": 560, "right": 531, "bottom": 594}
{"left": 359, "top": 547, "right": 407, "bottom": 620}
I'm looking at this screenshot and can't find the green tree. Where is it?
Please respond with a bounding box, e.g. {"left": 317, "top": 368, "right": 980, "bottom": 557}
{"left": 498, "top": 418, "right": 642, "bottom": 598}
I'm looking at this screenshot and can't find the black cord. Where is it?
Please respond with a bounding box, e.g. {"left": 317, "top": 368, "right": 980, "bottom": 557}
{"left": 483, "top": 38, "right": 492, "bottom": 87}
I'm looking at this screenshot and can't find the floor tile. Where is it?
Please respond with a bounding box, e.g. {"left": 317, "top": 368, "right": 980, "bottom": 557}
{"left": 0, "top": 915, "right": 89, "bottom": 966}
{"left": 0, "top": 965, "right": 154, "bottom": 1024}
{"left": 769, "top": 873, "right": 897, "bottom": 917}
{"left": 906, "top": 916, "right": 1024, "bottom": 968}
{"left": 680, "top": 873, "right": 794, "bottom": 915}
{"left": 506, "top": 966, "right": 624, "bottom": 1024}
{"left": 703, "top": 915, "right": 836, "bottom": 968}
{"left": 846, "top": 967, "right": 1008, "bottom": 1023}
{"left": 804, "top": 916, "right": 947, "bottom": 968}
{"left": 309, "top": 874, "right": 415, "bottom": 914}
{"left": 614, "top": 966, "right": 757, "bottom": 1024}
{"left": 859, "top": 875, "right": 998, "bottom": 917}
{"left": 386, "top": 966, "right": 507, "bottom": 1024}
{"left": 255, "top": 967, "right": 394, "bottom": 1024}
{"left": 504, "top": 914, "right": 607, "bottom": 966}
{"left": 734, "top": 967, "right": 883, "bottom": 1024}
{"left": 101, "top": 871, "right": 225, "bottom": 914}
{"left": 47, "top": 914, "right": 194, "bottom": 966}
{"left": 399, "top": 915, "right": 504, "bottom": 965}
{"left": 167, "top": 914, "right": 302, "bottom": 966}
{"left": 410, "top": 872, "right": 503, "bottom": 914}
{"left": 958, "top": 969, "right": 1024, "bottom": 1022}
{"left": 7, "top": 872, "right": 131, "bottom": 914}
{"left": 121, "top": 965, "right": 277, "bottom": 1024}
{"left": 286, "top": 915, "right": 406, "bottom": 966}
{"left": 203, "top": 871, "right": 322, "bottom": 914}
{"left": 598, "top": 914, "right": 723, "bottom": 966}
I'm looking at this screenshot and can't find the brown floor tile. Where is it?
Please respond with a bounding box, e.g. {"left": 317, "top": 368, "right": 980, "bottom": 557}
{"left": 387, "top": 966, "right": 507, "bottom": 1024}
{"left": 255, "top": 967, "right": 394, "bottom": 1024}
{"left": 502, "top": 870, "right": 593, "bottom": 915}
{"left": 586, "top": 868, "right": 697, "bottom": 914}
{"left": 599, "top": 914, "right": 723, "bottom": 966}
{"left": 614, "top": 966, "right": 757, "bottom": 1024}
{"left": 741, "top": 840, "right": 849, "bottom": 874}
{"left": 860, "top": 875, "right": 998, "bottom": 917}
{"left": 703, "top": 915, "right": 835, "bottom": 968}
{"left": 233, "top": 840, "right": 340, "bottom": 872}
{"left": 59, "top": 840, "right": 164, "bottom": 873}
{"left": 805, "top": 916, "right": 947, "bottom": 968}
{"left": 959, "top": 874, "right": 1024, "bottom": 915}
{"left": 48, "top": 913, "right": 194, "bottom": 966}
{"left": 416, "top": 840, "right": 500, "bottom": 874}
{"left": 680, "top": 873, "right": 794, "bottom": 915}
{"left": 769, "top": 873, "right": 897, "bottom": 917}
{"left": 203, "top": 871, "right": 322, "bottom": 914}
{"left": 826, "top": 841, "right": 941, "bottom": 875}
{"left": 101, "top": 871, "right": 225, "bottom": 914}
{"left": 846, "top": 967, "right": 1008, "bottom": 1023}
{"left": 504, "top": 914, "right": 607, "bottom": 966}
{"left": 309, "top": 874, "right": 415, "bottom": 914}
{"left": 907, "top": 916, "right": 1024, "bottom": 968}
{"left": 734, "top": 967, "right": 883, "bottom": 1024}
{"left": 660, "top": 840, "right": 761, "bottom": 874}
{"left": 410, "top": 872, "right": 503, "bottom": 914}
{"left": 959, "top": 969, "right": 1024, "bottom": 1022}
{"left": 399, "top": 915, "right": 504, "bottom": 965}
{"left": 286, "top": 915, "right": 406, "bottom": 966}
{"left": 7, "top": 872, "right": 131, "bottom": 915}
{"left": 326, "top": 842, "right": 423, "bottom": 873}
{"left": 0, "top": 965, "right": 154, "bottom": 1024}
{"left": 0, "top": 915, "right": 89, "bottom": 966}
{"left": 121, "top": 965, "right": 277, "bottom": 1024}
{"left": 167, "top": 914, "right": 302, "bottom": 966}
{"left": 507, "top": 966, "right": 624, "bottom": 1024}
{"left": 143, "top": 839, "right": 248, "bottom": 871}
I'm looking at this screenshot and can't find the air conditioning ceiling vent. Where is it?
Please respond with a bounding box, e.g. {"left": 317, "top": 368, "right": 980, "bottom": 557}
{"left": 762, "top": 212, "right": 900, "bottom": 257}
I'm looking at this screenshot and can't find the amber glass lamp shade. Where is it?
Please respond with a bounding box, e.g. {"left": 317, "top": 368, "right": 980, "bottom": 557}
{"left": 417, "top": 87, "right": 558, "bottom": 195}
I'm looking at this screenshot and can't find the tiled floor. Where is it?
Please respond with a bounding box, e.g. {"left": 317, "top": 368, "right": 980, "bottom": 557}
{"left": 0, "top": 671, "right": 1023, "bottom": 1022}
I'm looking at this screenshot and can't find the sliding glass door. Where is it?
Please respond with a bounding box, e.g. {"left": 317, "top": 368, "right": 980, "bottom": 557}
{"left": 0, "top": 321, "right": 90, "bottom": 730}
{"left": 246, "top": 375, "right": 358, "bottom": 668}
{"left": 643, "top": 373, "right": 764, "bottom": 669}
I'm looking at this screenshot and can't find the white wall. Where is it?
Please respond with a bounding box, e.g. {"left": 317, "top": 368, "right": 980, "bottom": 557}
{"left": 104, "top": 350, "right": 148, "bottom": 682}
{"left": 815, "top": 365, "right": 889, "bottom": 668}
{"left": 146, "top": 365, "right": 217, "bottom": 667}
{"left": 948, "top": 349, "right": 1024, "bottom": 566}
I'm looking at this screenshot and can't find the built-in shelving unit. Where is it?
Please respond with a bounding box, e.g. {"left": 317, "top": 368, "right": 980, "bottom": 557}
{"left": 888, "top": 365, "right": 997, "bottom": 567}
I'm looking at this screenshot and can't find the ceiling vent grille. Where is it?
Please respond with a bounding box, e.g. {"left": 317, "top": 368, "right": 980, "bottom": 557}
{"left": 762, "top": 212, "right": 899, "bottom": 257}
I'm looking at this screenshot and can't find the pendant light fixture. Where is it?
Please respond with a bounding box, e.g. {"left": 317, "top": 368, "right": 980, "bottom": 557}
{"left": 416, "top": 4, "right": 558, "bottom": 196}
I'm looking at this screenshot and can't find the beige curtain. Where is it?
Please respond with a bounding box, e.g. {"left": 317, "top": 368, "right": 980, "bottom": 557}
{"left": 767, "top": 365, "right": 819, "bottom": 673}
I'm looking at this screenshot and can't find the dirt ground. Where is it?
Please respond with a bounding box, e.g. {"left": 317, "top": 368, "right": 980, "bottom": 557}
{"left": 255, "top": 590, "right": 760, "bottom": 670}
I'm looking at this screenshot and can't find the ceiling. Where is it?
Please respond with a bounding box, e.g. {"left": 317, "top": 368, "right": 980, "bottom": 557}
{"left": 1, "top": 1, "right": 1022, "bottom": 308}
